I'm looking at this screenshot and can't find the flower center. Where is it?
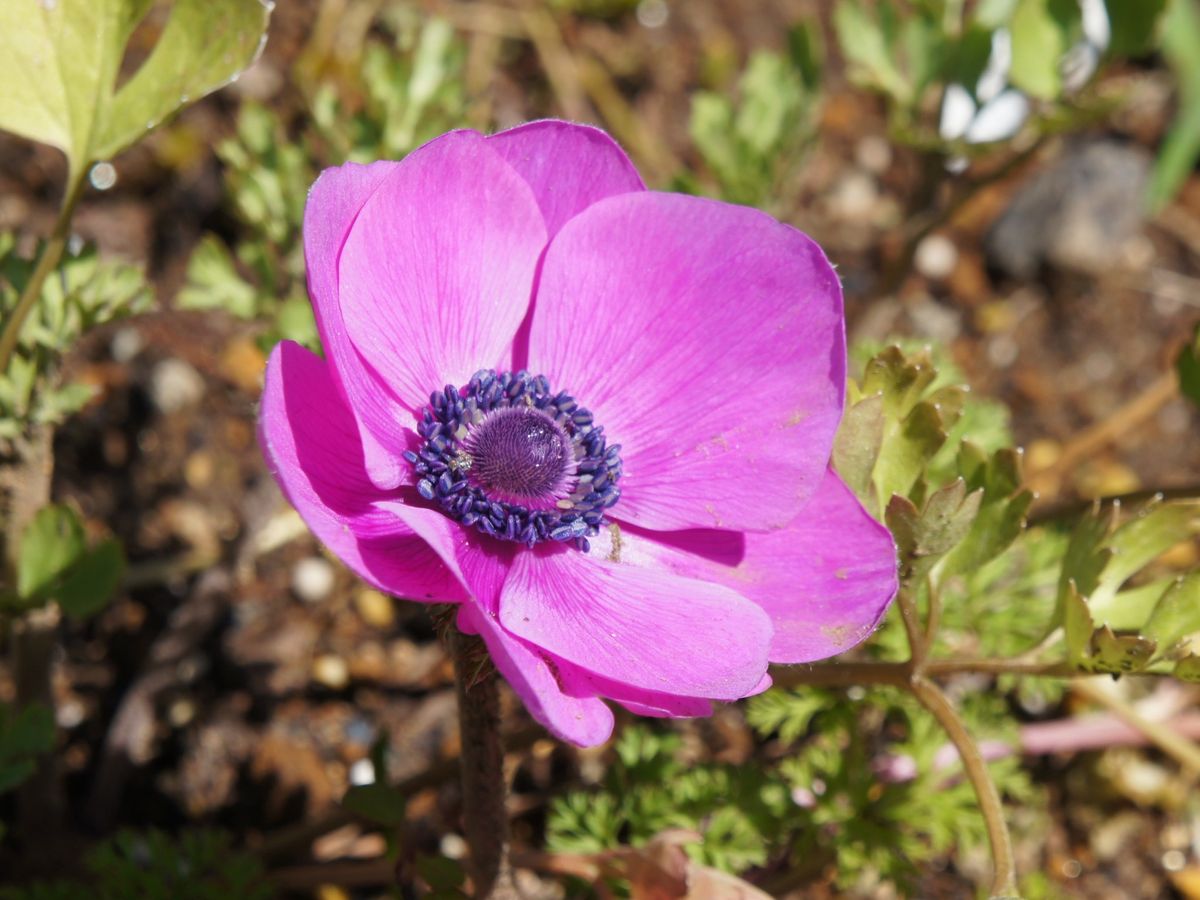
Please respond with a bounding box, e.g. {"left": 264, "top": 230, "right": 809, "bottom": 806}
{"left": 405, "top": 370, "right": 622, "bottom": 550}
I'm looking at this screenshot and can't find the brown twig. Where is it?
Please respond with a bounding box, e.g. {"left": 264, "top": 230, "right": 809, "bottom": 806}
{"left": 1027, "top": 369, "right": 1179, "bottom": 499}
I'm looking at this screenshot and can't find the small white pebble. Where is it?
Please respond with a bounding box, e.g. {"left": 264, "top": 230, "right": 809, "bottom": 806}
{"left": 110, "top": 326, "right": 144, "bottom": 363}
{"left": 915, "top": 234, "right": 959, "bottom": 281}
{"left": 441, "top": 833, "right": 468, "bottom": 860}
{"left": 636, "top": 0, "right": 668, "bottom": 28}
{"left": 855, "top": 135, "right": 893, "bottom": 175}
{"left": 150, "top": 358, "right": 205, "bottom": 414}
{"left": 348, "top": 758, "right": 375, "bottom": 787}
{"left": 312, "top": 654, "right": 349, "bottom": 690}
{"left": 292, "top": 556, "right": 336, "bottom": 603}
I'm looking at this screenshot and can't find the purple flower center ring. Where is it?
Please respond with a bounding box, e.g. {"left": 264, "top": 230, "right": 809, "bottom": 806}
{"left": 406, "top": 369, "right": 622, "bottom": 549}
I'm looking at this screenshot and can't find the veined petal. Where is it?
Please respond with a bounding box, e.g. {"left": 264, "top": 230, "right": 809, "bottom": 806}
{"left": 528, "top": 191, "right": 845, "bottom": 533}
{"left": 259, "top": 342, "right": 469, "bottom": 603}
{"left": 486, "top": 119, "right": 645, "bottom": 237}
{"left": 499, "top": 547, "right": 771, "bottom": 699}
{"left": 457, "top": 603, "right": 614, "bottom": 746}
{"left": 596, "top": 469, "right": 898, "bottom": 663}
{"left": 303, "top": 159, "right": 416, "bottom": 489}
{"left": 339, "top": 131, "right": 547, "bottom": 414}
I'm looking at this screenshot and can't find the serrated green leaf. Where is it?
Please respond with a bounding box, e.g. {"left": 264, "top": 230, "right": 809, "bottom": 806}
{"left": 887, "top": 480, "right": 982, "bottom": 582}
{"left": 178, "top": 234, "right": 260, "bottom": 318}
{"left": 1090, "top": 500, "right": 1200, "bottom": 612}
{"left": 1088, "top": 626, "right": 1156, "bottom": 675}
{"left": 874, "top": 400, "right": 951, "bottom": 504}
{"left": 1096, "top": 577, "right": 1175, "bottom": 631}
{"left": 1063, "top": 582, "right": 1093, "bottom": 665}
{"left": 56, "top": 539, "right": 123, "bottom": 620}
{"left": 833, "top": 392, "right": 885, "bottom": 511}
{"left": 1143, "top": 572, "right": 1200, "bottom": 656}
{"left": 342, "top": 782, "right": 407, "bottom": 827}
{"left": 860, "top": 346, "right": 937, "bottom": 421}
{"left": 0, "top": 0, "right": 269, "bottom": 174}
{"left": 1056, "top": 505, "right": 1117, "bottom": 619}
{"left": 17, "top": 505, "right": 86, "bottom": 601}
{"left": 1173, "top": 654, "right": 1200, "bottom": 682}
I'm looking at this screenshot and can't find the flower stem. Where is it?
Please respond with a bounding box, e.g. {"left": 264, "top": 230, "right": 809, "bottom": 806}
{"left": 910, "top": 677, "right": 1019, "bottom": 899}
{"left": 0, "top": 169, "right": 88, "bottom": 375}
{"left": 449, "top": 628, "right": 521, "bottom": 899}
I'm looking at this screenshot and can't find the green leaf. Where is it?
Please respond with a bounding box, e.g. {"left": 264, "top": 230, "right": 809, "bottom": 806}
{"left": 342, "top": 782, "right": 407, "bottom": 827}
{"left": 56, "top": 539, "right": 123, "bottom": 620}
{"left": 939, "top": 445, "right": 1033, "bottom": 579}
{"left": 17, "top": 505, "right": 86, "bottom": 601}
{"left": 1063, "top": 582, "right": 1093, "bottom": 666}
{"left": 1009, "top": 0, "right": 1078, "bottom": 99}
{"left": 1105, "top": 0, "right": 1169, "bottom": 57}
{"left": 94, "top": 0, "right": 272, "bottom": 159}
{"left": 178, "top": 234, "right": 259, "bottom": 319}
{"left": 833, "top": 0, "right": 911, "bottom": 101}
{"left": 0, "top": 702, "right": 55, "bottom": 796}
{"left": 1178, "top": 324, "right": 1200, "bottom": 409}
{"left": 1088, "top": 626, "right": 1156, "bottom": 675}
{"left": 1174, "top": 654, "right": 1200, "bottom": 682}
{"left": 1148, "top": 0, "right": 1200, "bottom": 210}
{"left": 1143, "top": 572, "right": 1200, "bottom": 656}
{"left": 887, "top": 480, "right": 983, "bottom": 582}
{"left": 1089, "top": 500, "right": 1200, "bottom": 614}
{"left": 0, "top": 0, "right": 270, "bottom": 173}
{"left": 832, "top": 392, "right": 885, "bottom": 509}
{"left": 1055, "top": 505, "right": 1116, "bottom": 620}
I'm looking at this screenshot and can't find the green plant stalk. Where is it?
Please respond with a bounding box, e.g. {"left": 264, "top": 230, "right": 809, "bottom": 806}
{"left": 0, "top": 168, "right": 88, "bottom": 376}
{"left": 910, "top": 677, "right": 1019, "bottom": 899}
{"left": 450, "top": 628, "right": 521, "bottom": 900}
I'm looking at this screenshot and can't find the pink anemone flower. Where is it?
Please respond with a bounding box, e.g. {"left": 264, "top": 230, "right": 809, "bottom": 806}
{"left": 259, "top": 120, "right": 898, "bottom": 747}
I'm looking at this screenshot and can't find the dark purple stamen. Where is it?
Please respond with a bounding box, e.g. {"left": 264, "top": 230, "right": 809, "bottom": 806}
{"left": 407, "top": 369, "right": 623, "bottom": 550}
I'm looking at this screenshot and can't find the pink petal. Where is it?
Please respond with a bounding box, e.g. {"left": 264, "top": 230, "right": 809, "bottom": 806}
{"left": 376, "top": 500, "right": 516, "bottom": 618}
{"left": 259, "top": 342, "right": 469, "bottom": 603}
{"left": 594, "top": 469, "right": 898, "bottom": 663}
{"left": 457, "top": 603, "right": 614, "bottom": 747}
{"left": 527, "top": 191, "right": 845, "bottom": 533}
{"left": 556, "top": 663, "right": 714, "bottom": 718}
{"left": 499, "top": 547, "right": 771, "bottom": 699}
{"left": 486, "top": 119, "right": 645, "bottom": 237}
{"left": 304, "top": 159, "right": 416, "bottom": 489}
{"left": 338, "top": 131, "right": 547, "bottom": 416}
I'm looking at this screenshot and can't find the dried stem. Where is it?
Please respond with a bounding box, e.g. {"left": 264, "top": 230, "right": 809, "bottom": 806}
{"left": 450, "top": 628, "right": 521, "bottom": 899}
{"left": 909, "top": 677, "right": 1019, "bottom": 899}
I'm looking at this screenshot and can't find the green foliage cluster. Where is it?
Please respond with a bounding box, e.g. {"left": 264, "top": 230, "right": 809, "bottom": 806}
{"left": 841, "top": 344, "right": 1200, "bottom": 680}
{"left": 547, "top": 704, "right": 1038, "bottom": 895}
{"left": 0, "top": 239, "right": 150, "bottom": 445}
{"left": 0, "top": 830, "right": 271, "bottom": 900}
{"left": 688, "top": 24, "right": 821, "bottom": 208}
{"left": 0, "top": 701, "right": 56, "bottom": 839}
{"left": 0, "top": 504, "right": 123, "bottom": 620}
{"left": 179, "top": 14, "right": 468, "bottom": 350}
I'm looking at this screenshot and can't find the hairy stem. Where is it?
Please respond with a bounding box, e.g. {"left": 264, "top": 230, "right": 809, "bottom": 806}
{"left": 450, "top": 629, "right": 520, "bottom": 899}
{"left": 0, "top": 170, "right": 88, "bottom": 375}
{"left": 910, "top": 677, "right": 1019, "bottom": 899}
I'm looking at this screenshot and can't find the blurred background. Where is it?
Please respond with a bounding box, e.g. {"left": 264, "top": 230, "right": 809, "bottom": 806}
{"left": 2, "top": 0, "right": 1200, "bottom": 897}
